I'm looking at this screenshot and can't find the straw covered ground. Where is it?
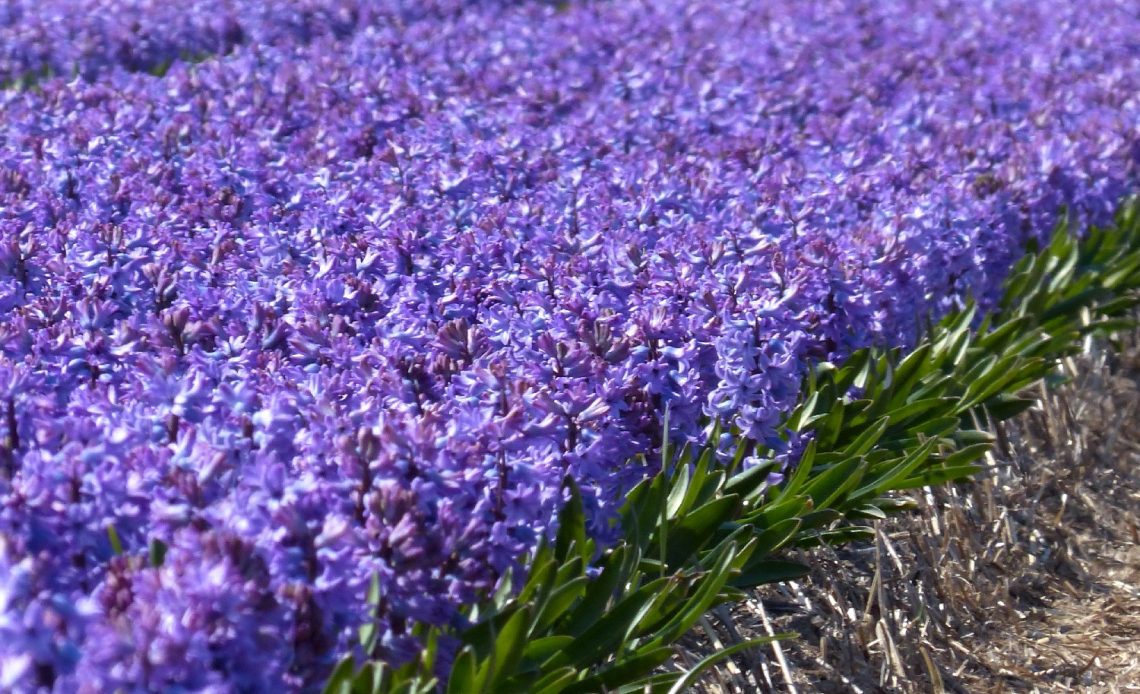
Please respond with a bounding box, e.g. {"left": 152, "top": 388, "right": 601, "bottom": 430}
{"left": 687, "top": 331, "right": 1140, "bottom": 692}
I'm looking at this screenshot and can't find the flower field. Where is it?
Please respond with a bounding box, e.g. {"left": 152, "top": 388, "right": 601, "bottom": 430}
{"left": 1, "top": 0, "right": 1138, "bottom": 691}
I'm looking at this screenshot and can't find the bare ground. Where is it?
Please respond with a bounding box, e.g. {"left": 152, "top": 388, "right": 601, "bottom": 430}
{"left": 682, "top": 334, "right": 1140, "bottom": 693}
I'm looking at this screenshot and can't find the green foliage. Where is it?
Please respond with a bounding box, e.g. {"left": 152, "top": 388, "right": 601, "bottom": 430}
{"left": 327, "top": 199, "right": 1140, "bottom": 693}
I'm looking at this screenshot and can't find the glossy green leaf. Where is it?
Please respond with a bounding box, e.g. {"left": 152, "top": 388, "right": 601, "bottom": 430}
{"left": 523, "top": 636, "right": 574, "bottom": 664}
{"left": 802, "top": 457, "right": 866, "bottom": 509}
{"left": 731, "top": 558, "right": 811, "bottom": 588}
{"left": 555, "top": 478, "right": 588, "bottom": 564}
{"left": 106, "top": 524, "right": 124, "bottom": 556}
{"left": 322, "top": 657, "right": 357, "bottom": 694}
{"left": 899, "top": 463, "right": 983, "bottom": 488}
{"left": 666, "top": 635, "right": 795, "bottom": 694}
{"left": 662, "top": 495, "right": 740, "bottom": 568}
{"left": 446, "top": 648, "right": 477, "bottom": 694}
{"left": 562, "top": 647, "right": 675, "bottom": 694}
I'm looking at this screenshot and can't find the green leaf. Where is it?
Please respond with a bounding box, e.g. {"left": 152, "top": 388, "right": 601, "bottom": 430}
{"left": 547, "top": 576, "right": 672, "bottom": 669}
{"left": 628, "top": 474, "right": 666, "bottom": 550}
{"left": 681, "top": 446, "right": 716, "bottom": 511}
{"left": 351, "top": 663, "right": 381, "bottom": 694}
{"left": 953, "top": 429, "right": 996, "bottom": 446}
{"left": 724, "top": 459, "right": 779, "bottom": 501}
{"left": 616, "top": 672, "right": 684, "bottom": 694}
{"left": 750, "top": 517, "right": 801, "bottom": 556}
{"left": 939, "top": 441, "right": 993, "bottom": 469}
{"left": 148, "top": 538, "right": 168, "bottom": 568}
{"left": 728, "top": 431, "right": 755, "bottom": 474}
{"left": 562, "top": 546, "right": 627, "bottom": 637}
{"left": 785, "top": 389, "right": 821, "bottom": 432}
{"left": 522, "top": 636, "right": 574, "bottom": 664}
{"left": 462, "top": 607, "right": 520, "bottom": 660}
{"left": 490, "top": 567, "right": 515, "bottom": 611}
{"left": 903, "top": 414, "right": 960, "bottom": 438}
{"left": 847, "top": 504, "right": 888, "bottom": 520}
{"left": 899, "top": 463, "right": 983, "bottom": 489}
{"left": 741, "top": 496, "right": 808, "bottom": 529}
{"left": 533, "top": 575, "right": 589, "bottom": 634}
{"left": 446, "top": 647, "right": 477, "bottom": 694}
{"left": 837, "top": 416, "right": 889, "bottom": 459}
{"left": 322, "top": 657, "right": 356, "bottom": 694}
{"left": 852, "top": 437, "right": 938, "bottom": 500}
{"left": 665, "top": 459, "right": 692, "bottom": 519}
{"left": 357, "top": 574, "right": 382, "bottom": 650}
{"left": 976, "top": 315, "right": 1033, "bottom": 352}
{"left": 476, "top": 605, "right": 533, "bottom": 691}
{"left": 882, "top": 397, "right": 955, "bottom": 429}
{"left": 106, "top": 524, "right": 124, "bottom": 556}
{"left": 530, "top": 667, "right": 580, "bottom": 694}
{"left": 982, "top": 395, "right": 1036, "bottom": 422}
{"left": 795, "top": 525, "right": 875, "bottom": 548}
{"left": 555, "top": 478, "right": 588, "bottom": 564}
{"left": 802, "top": 457, "right": 866, "bottom": 509}
{"left": 775, "top": 439, "right": 816, "bottom": 501}
{"left": 645, "top": 542, "right": 748, "bottom": 647}
{"left": 561, "top": 647, "right": 675, "bottom": 693}
{"left": 814, "top": 400, "right": 848, "bottom": 449}
{"left": 666, "top": 635, "right": 795, "bottom": 694}
{"left": 516, "top": 554, "right": 556, "bottom": 607}
{"left": 662, "top": 495, "right": 741, "bottom": 568}
{"left": 884, "top": 343, "right": 934, "bottom": 409}
{"left": 796, "top": 508, "right": 842, "bottom": 531}
{"left": 731, "top": 559, "right": 811, "bottom": 588}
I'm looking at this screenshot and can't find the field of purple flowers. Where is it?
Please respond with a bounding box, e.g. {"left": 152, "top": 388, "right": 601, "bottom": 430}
{"left": 1, "top": 0, "right": 1138, "bottom": 690}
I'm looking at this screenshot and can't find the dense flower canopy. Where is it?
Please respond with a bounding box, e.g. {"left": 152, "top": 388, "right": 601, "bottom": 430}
{"left": 0, "top": 0, "right": 1137, "bottom": 689}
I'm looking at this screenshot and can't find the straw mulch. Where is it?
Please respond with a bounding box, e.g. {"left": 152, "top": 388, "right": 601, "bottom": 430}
{"left": 685, "top": 335, "right": 1140, "bottom": 692}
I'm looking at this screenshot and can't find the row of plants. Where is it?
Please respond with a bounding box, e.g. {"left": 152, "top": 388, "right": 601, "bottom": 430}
{"left": 327, "top": 200, "right": 1140, "bottom": 692}
{"left": 3, "top": 2, "right": 1138, "bottom": 689}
